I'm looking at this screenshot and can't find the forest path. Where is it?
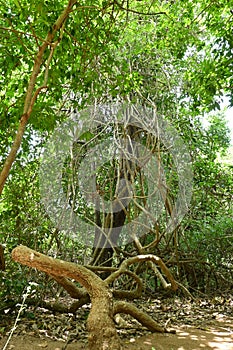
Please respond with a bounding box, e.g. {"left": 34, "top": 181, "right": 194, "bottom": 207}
{"left": 1, "top": 321, "right": 233, "bottom": 350}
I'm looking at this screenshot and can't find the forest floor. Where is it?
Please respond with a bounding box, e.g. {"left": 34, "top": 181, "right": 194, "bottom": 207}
{"left": 0, "top": 293, "right": 233, "bottom": 350}
{"left": 0, "top": 323, "right": 233, "bottom": 350}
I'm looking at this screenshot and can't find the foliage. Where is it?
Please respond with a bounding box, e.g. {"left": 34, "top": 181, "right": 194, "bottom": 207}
{"left": 0, "top": 0, "right": 233, "bottom": 306}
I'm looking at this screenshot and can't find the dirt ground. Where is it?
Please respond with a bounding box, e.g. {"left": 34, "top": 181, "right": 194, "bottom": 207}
{"left": 1, "top": 294, "right": 233, "bottom": 350}
{"left": 1, "top": 321, "right": 233, "bottom": 350}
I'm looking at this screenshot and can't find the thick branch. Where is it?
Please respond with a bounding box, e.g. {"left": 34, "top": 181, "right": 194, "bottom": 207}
{"left": 113, "top": 301, "right": 167, "bottom": 333}
{"left": 12, "top": 245, "right": 122, "bottom": 350}
{"left": 105, "top": 254, "right": 178, "bottom": 291}
{"left": 49, "top": 274, "right": 86, "bottom": 299}
{"left": 12, "top": 245, "right": 106, "bottom": 298}
{"left": 27, "top": 298, "right": 69, "bottom": 313}
{"left": 108, "top": 270, "right": 143, "bottom": 300}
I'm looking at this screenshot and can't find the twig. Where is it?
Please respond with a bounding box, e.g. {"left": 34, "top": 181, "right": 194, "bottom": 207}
{"left": 2, "top": 286, "right": 32, "bottom": 350}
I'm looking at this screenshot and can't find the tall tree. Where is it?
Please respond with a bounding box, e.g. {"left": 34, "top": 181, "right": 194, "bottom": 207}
{"left": 1, "top": 1, "right": 233, "bottom": 348}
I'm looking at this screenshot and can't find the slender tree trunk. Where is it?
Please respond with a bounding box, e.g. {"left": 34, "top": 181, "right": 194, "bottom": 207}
{"left": 0, "top": 0, "right": 77, "bottom": 195}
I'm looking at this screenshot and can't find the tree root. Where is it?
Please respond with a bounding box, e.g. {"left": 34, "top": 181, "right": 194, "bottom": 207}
{"left": 113, "top": 301, "right": 175, "bottom": 333}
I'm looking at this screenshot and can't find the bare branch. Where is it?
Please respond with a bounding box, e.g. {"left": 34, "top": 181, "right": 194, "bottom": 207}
{"left": 11, "top": 245, "right": 122, "bottom": 350}
{"left": 49, "top": 274, "right": 86, "bottom": 299}
{"left": 11, "top": 245, "right": 103, "bottom": 296}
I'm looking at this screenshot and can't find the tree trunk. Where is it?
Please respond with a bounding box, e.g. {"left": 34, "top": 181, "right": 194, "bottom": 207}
{"left": 0, "top": 244, "right": 5, "bottom": 270}
{"left": 12, "top": 245, "right": 121, "bottom": 350}
{"left": 88, "top": 296, "right": 121, "bottom": 350}
{"left": 91, "top": 124, "right": 139, "bottom": 273}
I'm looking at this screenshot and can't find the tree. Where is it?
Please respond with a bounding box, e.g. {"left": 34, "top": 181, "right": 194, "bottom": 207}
{"left": 1, "top": 0, "right": 233, "bottom": 349}
{"left": 0, "top": 2, "right": 181, "bottom": 348}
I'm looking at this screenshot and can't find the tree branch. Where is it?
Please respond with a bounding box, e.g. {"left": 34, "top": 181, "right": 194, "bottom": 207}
{"left": 11, "top": 245, "right": 104, "bottom": 296}
{"left": 114, "top": 0, "right": 167, "bottom": 16}
{"left": 105, "top": 254, "right": 178, "bottom": 291}
{"left": 0, "top": 0, "right": 77, "bottom": 195}
{"left": 49, "top": 274, "right": 86, "bottom": 299}
{"left": 113, "top": 301, "right": 174, "bottom": 333}
{"left": 11, "top": 245, "right": 122, "bottom": 350}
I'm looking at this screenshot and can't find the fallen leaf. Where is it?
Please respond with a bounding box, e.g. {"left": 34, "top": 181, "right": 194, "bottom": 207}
{"left": 38, "top": 341, "right": 48, "bottom": 348}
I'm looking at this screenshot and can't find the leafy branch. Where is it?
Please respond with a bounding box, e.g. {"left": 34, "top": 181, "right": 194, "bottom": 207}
{"left": 0, "top": 0, "right": 77, "bottom": 195}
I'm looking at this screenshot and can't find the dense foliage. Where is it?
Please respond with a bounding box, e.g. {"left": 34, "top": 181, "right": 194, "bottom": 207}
{"left": 0, "top": 0, "right": 233, "bottom": 307}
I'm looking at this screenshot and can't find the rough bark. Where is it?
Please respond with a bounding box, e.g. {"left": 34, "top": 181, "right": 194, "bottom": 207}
{"left": 12, "top": 245, "right": 121, "bottom": 350}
